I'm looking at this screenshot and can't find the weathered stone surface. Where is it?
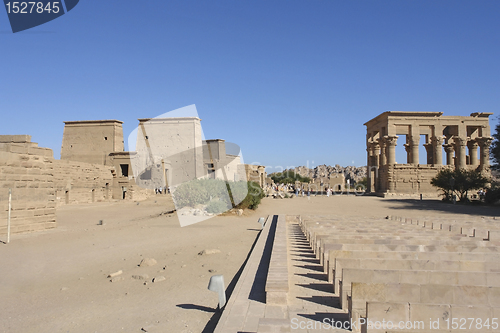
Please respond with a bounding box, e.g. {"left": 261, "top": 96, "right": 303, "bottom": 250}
{"left": 139, "top": 258, "right": 157, "bottom": 267}
{"left": 198, "top": 249, "right": 221, "bottom": 255}
{"left": 110, "top": 276, "right": 124, "bottom": 283}
{"left": 107, "top": 270, "right": 123, "bottom": 278}
{"left": 152, "top": 276, "right": 166, "bottom": 283}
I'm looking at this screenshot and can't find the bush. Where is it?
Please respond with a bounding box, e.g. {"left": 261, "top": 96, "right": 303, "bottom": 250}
{"left": 355, "top": 177, "right": 368, "bottom": 191}
{"left": 206, "top": 199, "right": 231, "bottom": 214}
{"left": 485, "top": 188, "right": 500, "bottom": 204}
{"left": 234, "top": 181, "right": 265, "bottom": 210}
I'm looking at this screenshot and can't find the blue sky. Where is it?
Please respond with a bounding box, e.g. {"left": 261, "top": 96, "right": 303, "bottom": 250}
{"left": 1, "top": 1, "right": 499, "bottom": 173}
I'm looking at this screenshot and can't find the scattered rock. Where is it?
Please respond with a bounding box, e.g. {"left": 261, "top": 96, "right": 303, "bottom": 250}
{"left": 152, "top": 276, "right": 166, "bottom": 283}
{"left": 208, "top": 269, "right": 216, "bottom": 273}
{"left": 181, "top": 264, "right": 186, "bottom": 268}
{"left": 98, "top": 220, "right": 105, "bottom": 226}
{"left": 61, "top": 287, "right": 69, "bottom": 291}
{"left": 110, "top": 276, "right": 124, "bottom": 283}
{"left": 107, "top": 270, "right": 123, "bottom": 278}
{"left": 132, "top": 274, "right": 149, "bottom": 280}
{"left": 139, "top": 258, "right": 157, "bottom": 267}
{"left": 198, "top": 249, "right": 221, "bottom": 255}
{"left": 236, "top": 209, "right": 243, "bottom": 216}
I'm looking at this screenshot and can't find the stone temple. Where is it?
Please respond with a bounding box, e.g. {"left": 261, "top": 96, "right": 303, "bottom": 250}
{"left": 364, "top": 111, "right": 493, "bottom": 196}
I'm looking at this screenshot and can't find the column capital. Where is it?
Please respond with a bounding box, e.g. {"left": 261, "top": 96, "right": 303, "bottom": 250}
{"left": 443, "top": 143, "right": 455, "bottom": 153}
{"left": 452, "top": 136, "right": 467, "bottom": 147}
{"left": 384, "top": 135, "right": 398, "bottom": 146}
{"left": 423, "top": 142, "right": 433, "bottom": 148}
{"left": 431, "top": 135, "right": 444, "bottom": 145}
{"left": 409, "top": 138, "right": 420, "bottom": 146}
{"left": 476, "top": 137, "right": 493, "bottom": 148}
{"left": 467, "top": 140, "right": 479, "bottom": 149}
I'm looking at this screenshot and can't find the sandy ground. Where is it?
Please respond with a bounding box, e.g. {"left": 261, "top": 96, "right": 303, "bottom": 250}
{"left": 1, "top": 193, "right": 499, "bottom": 333}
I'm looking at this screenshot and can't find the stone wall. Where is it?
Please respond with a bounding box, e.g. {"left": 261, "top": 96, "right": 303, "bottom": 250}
{"left": 0, "top": 137, "right": 56, "bottom": 234}
{"left": 52, "top": 159, "right": 114, "bottom": 206}
{"left": 377, "top": 164, "right": 441, "bottom": 197}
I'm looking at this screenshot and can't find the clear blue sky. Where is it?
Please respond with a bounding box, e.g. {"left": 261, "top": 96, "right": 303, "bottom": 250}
{"left": 1, "top": 1, "right": 499, "bottom": 173}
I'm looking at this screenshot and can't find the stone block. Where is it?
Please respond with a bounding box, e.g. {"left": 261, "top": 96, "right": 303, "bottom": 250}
{"left": 409, "top": 303, "right": 450, "bottom": 330}
{"left": 365, "top": 302, "right": 409, "bottom": 332}
{"left": 0, "top": 135, "right": 31, "bottom": 143}
{"left": 420, "top": 284, "right": 454, "bottom": 304}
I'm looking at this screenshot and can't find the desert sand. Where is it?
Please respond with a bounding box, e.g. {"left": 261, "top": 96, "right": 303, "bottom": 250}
{"left": 1, "top": 194, "right": 499, "bottom": 333}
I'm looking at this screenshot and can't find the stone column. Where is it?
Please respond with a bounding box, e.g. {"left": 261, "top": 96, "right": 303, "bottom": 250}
{"left": 385, "top": 136, "right": 398, "bottom": 165}
{"left": 372, "top": 143, "right": 380, "bottom": 192}
{"left": 443, "top": 144, "right": 455, "bottom": 166}
{"left": 366, "top": 143, "right": 373, "bottom": 193}
{"left": 372, "top": 143, "right": 380, "bottom": 168}
{"left": 378, "top": 139, "right": 386, "bottom": 166}
{"left": 403, "top": 143, "right": 411, "bottom": 164}
{"left": 468, "top": 140, "right": 479, "bottom": 166}
{"left": 423, "top": 143, "right": 433, "bottom": 165}
{"left": 453, "top": 136, "right": 467, "bottom": 168}
{"left": 477, "top": 137, "right": 493, "bottom": 170}
{"left": 410, "top": 137, "right": 419, "bottom": 165}
{"left": 431, "top": 136, "right": 443, "bottom": 166}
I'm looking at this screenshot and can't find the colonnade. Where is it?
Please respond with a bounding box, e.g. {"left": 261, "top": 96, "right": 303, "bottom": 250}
{"left": 367, "top": 135, "right": 492, "bottom": 170}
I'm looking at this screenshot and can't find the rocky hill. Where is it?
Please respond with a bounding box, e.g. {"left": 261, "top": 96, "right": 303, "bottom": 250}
{"left": 272, "top": 165, "right": 367, "bottom": 184}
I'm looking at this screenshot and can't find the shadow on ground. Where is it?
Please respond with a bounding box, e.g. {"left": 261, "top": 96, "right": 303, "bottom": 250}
{"left": 385, "top": 198, "right": 500, "bottom": 217}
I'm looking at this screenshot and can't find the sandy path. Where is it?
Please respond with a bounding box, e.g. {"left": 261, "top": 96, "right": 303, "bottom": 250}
{"left": 0, "top": 194, "right": 498, "bottom": 333}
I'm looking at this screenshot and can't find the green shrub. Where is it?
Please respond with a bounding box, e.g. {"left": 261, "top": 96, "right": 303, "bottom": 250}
{"left": 206, "top": 199, "right": 231, "bottom": 214}
{"left": 234, "top": 181, "right": 265, "bottom": 210}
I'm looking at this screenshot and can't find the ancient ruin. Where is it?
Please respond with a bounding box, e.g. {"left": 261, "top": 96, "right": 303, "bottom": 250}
{"left": 365, "top": 111, "right": 493, "bottom": 196}
{"left": 1, "top": 117, "right": 265, "bottom": 235}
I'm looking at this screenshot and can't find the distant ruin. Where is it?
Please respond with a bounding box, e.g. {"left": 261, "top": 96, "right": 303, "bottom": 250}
{"left": 365, "top": 111, "right": 493, "bottom": 196}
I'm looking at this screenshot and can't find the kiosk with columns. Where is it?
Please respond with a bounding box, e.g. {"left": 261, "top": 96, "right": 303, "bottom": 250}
{"left": 364, "top": 111, "right": 493, "bottom": 196}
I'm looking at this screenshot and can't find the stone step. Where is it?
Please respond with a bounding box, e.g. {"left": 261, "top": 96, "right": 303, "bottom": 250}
{"left": 364, "top": 301, "right": 500, "bottom": 333}
{"left": 331, "top": 258, "right": 500, "bottom": 291}
{"left": 349, "top": 282, "right": 500, "bottom": 322}
{"left": 340, "top": 269, "right": 500, "bottom": 310}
